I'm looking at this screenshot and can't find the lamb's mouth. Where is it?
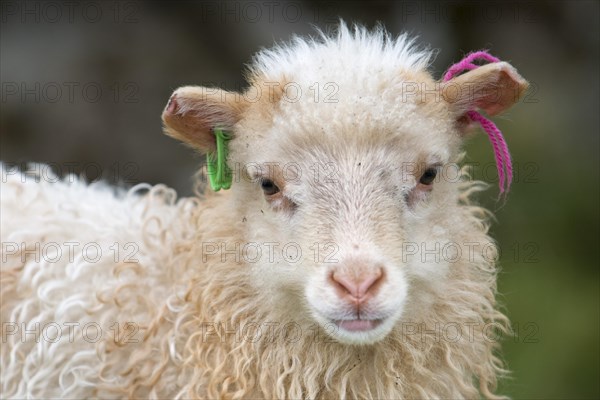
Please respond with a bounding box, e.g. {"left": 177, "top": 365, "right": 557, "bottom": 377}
{"left": 332, "top": 318, "right": 384, "bottom": 332}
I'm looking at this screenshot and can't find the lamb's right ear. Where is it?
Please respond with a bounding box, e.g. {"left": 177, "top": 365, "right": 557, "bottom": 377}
{"left": 162, "top": 86, "right": 246, "bottom": 152}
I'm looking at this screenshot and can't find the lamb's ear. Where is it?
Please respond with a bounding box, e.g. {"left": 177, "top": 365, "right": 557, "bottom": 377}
{"left": 162, "top": 86, "right": 246, "bottom": 152}
{"left": 441, "top": 62, "right": 529, "bottom": 128}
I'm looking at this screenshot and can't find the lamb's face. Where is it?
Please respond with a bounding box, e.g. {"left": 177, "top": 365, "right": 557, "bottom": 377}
{"left": 230, "top": 89, "right": 461, "bottom": 344}
{"left": 161, "top": 30, "right": 528, "bottom": 345}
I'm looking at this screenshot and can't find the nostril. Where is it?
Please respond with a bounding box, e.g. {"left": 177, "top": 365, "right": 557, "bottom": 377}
{"left": 331, "top": 272, "right": 358, "bottom": 297}
{"left": 357, "top": 267, "right": 383, "bottom": 297}
{"left": 331, "top": 267, "right": 384, "bottom": 300}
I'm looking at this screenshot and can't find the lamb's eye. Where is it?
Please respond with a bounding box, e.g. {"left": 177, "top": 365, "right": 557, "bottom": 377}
{"left": 261, "top": 179, "right": 280, "bottom": 196}
{"left": 419, "top": 168, "right": 437, "bottom": 185}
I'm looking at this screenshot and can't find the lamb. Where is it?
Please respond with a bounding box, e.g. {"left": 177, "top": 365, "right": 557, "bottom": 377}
{"left": 0, "top": 24, "right": 528, "bottom": 399}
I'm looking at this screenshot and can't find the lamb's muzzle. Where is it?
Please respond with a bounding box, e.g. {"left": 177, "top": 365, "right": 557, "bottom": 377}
{"left": 331, "top": 265, "right": 387, "bottom": 331}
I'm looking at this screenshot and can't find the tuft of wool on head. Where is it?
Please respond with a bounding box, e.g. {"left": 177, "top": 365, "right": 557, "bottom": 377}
{"left": 249, "top": 22, "right": 434, "bottom": 84}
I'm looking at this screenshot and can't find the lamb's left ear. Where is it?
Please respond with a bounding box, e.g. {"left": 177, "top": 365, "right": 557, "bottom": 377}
{"left": 162, "top": 86, "right": 247, "bottom": 153}
{"left": 441, "top": 62, "right": 529, "bottom": 122}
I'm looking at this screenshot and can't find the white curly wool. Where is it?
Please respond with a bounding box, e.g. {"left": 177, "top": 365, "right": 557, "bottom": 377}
{"left": 1, "top": 24, "right": 528, "bottom": 399}
{"left": 1, "top": 166, "right": 198, "bottom": 398}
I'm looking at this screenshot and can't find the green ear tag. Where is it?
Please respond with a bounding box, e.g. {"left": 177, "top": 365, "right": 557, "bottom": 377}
{"left": 206, "top": 128, "right": 232, "bottom": 191}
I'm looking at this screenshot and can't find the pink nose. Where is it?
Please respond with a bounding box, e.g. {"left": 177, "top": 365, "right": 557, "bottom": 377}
{"left": 331, "top": 268, "right": 384, "bottom": 302}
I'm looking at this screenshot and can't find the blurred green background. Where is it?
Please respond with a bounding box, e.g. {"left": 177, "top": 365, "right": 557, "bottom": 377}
{"left": 1, "top": 1, "right": 598, "bottom": 398}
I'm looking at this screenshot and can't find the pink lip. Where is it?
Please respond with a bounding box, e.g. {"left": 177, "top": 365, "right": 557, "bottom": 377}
{"left": 335, "top": 319, "right": 383, "bottom": 332}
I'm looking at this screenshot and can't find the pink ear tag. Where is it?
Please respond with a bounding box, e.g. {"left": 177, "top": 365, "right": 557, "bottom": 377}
{"left": 443, "top": 51, "right": 513, "bottom": 196}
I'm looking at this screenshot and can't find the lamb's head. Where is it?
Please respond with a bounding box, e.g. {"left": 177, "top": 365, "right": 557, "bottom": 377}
{"left": 162, "top": 26, "right": 528, "bottom": 345}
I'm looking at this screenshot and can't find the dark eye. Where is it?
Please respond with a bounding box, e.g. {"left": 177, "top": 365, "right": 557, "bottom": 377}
{"left": 419, "top": 168, "right": 437, "bottom": 185}
{"left": 261, "top": 179, "right": 280, "bottom": 196}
